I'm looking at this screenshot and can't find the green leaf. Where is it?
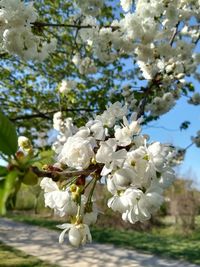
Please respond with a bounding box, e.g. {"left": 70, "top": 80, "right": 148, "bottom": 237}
{"left": 0, "top": 111, "right": 18, "bottom": 156}
{"left": 188, "top": 83, "right": 195, "bottom": 92}
{"left": 0, "top": 166, "right": 8, "bottom": 177}
{"left": 33, "top": 150, "right": 55, "bottom": 168}
{"left": 0, "top": 170, "right": 19, "bottom": 215}
{"left": 180, "top": 121, "right": 191, "bottom": 131}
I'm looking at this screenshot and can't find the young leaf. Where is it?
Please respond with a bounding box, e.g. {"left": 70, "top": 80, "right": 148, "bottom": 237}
{"left": 0, "top": 111, "right": 18, "bottom": 156}
{"left": 0, "top": 170, "right": 19, "bottom": 215}
{"left": 33, "top": 150, "right": 55, "bottom": 168}
{"left": 180, "top": 121, "right": 191, "bottom": 131}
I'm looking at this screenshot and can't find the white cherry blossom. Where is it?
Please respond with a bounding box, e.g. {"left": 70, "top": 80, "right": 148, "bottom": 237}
{"left": 57, "top": 223, "right": 92, "bottom": 247}
{"left": 40, "top": 178, "right": 77, "bottom": 217}
{"left": 58, "top": 136, "right": 94, "bottom": 170}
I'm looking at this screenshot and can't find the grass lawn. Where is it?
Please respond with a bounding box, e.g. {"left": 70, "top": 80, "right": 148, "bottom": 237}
{"left": 6, "top": 213, "right": 200, "bottom": 265}
{"left": 0, "top": 241, "right": 59, "bottom": 267}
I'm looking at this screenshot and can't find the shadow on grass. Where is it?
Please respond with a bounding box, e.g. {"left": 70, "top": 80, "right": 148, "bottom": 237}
{"left": 91, "top": 227, "right": 200, "bottom": 265}
{"left": 0, "top": 242, "right": 58, "bottom": 267}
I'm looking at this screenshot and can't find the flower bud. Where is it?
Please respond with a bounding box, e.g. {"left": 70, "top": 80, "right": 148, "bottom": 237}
{"left": 18, "top": 136, "right": 32, "bottom": 153}
{"left": 15, "top": 151, "right": 25, "bottom": 160}
{"left": 70, "top": 184, "right": 77, "bottom": 192}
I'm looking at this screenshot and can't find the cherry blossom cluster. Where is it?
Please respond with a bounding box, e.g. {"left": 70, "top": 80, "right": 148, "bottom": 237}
{"left": 166, "top": 147, "right": 186, "bottom": 167}
{"left": 192, "top": 131, "right": 200, "bottom": 148}
{"left": 188, "top": 92, "right": 200, "bottom": 106}
{"left": 78, "top": 0, "right": 200, "bottom": 73}
{"left": 1, "top": 1, "right": 199, "bottom": 120}
{"left": 40, "top": 102, "right": 175, "bottom": 247}
{"left": 75, "top": 0, "right": 104, "bottom": 16}
{"left": 0, "top": 0, "right": 56, "bottom": 60}
{"left": 72, "top": 53, "right": 97, "bottom": 75}
{"left": 58, "top": 80, "right": 77, "bottom": 95}
{"left": 75, "top": 0, "right": 200, "bottom": 115}
{"left": 145, "top": 92, "right": 176, "bottom": 117}
{"left": 122, "top": 85, "right": 179, "bottom": 117}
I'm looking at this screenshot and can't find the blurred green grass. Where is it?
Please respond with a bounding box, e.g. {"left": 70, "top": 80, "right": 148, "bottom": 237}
{"left": 7, "top": 213, "right": 200, "bottom": 265}
{"left": 0, "top": 242, "right": 59, "bottom": 267}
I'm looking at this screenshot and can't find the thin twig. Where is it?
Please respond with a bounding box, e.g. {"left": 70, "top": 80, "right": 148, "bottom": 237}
{"left": 143, "top": 124, "right": 179, "bottom": 132}
{"left": 194, "top": 34, "right": 200, "bottom": 45}
{"left": 185, "top": 142, "right": 194, "bottom": 150}
{"left": 32, "top": 21, "right": 119, "bottom": 30}
{"left": 169, "top": 22, "right": 180, "bottom": 46}
{"left": 136, "top": 76, "right": 162, "bottom": 119}
{"left": 10, "top": 108, "right": 100, "bottom": 121}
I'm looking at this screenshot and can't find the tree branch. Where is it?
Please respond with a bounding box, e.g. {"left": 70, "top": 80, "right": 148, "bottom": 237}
{"left": 10, "top": 113, "right": 51, "bottom": 121}
{"left": 169, "top": 22, "right": 180, "bottom": 46}
{"left": 32, "top": 21, "right": 119, "bottom": 30}
{"left": 0, "top": 52, "right": 9, "bottom": 58}
{"left": 10, "top": 108, "right": 100, "bottom": 121}
{"left": 136, "top": 75, "right": 162, "bottom": 119}
{"left": 31, "top": 164, "right": 103, "bottom": 182}
{"left": 194, "top": 34, "right": 200, "bottom": 45}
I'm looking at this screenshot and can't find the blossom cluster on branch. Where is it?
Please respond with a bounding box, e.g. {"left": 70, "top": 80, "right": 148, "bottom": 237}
{"left": 39, "top": 102, "right": 176, "bottom": 247}
{"left": 0, "top": 0, "right": 56, "bottom": 60}
{"left": 192, "top": 131, "right": 200, "bottom": 148}
{"left": 1, "top": 0, "right": 200, "bottom": 117}
{"left": 2, "top": 0, "right": 200, "bottom": 249}
{"left": 76, "top": 0, "right": 200, "bottom": 116}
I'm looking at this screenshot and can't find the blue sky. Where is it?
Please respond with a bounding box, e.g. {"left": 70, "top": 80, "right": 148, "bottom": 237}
{"left": 144, "top": 96, "right": 200, "bottom": 187}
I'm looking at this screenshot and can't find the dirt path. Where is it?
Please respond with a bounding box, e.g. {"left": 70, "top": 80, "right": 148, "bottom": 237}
{"left": 0, "top": 218, "right": 199, "bottom": 267}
